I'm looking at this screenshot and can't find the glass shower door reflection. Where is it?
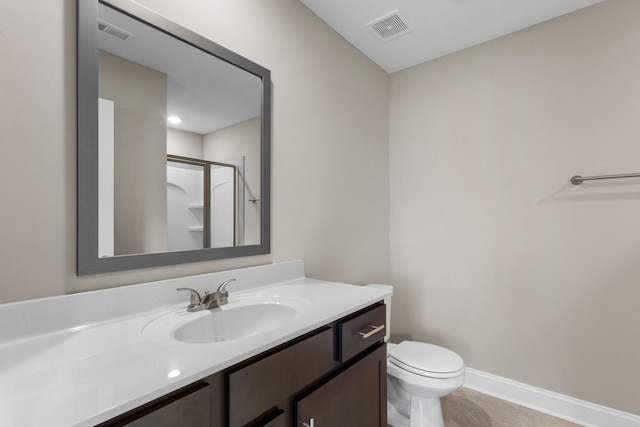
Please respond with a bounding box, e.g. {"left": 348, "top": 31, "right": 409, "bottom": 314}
{"left": 210, "top": 164, "right": 236, "bottom": 248}
{"left": 166, "top": 161, "right": 205, "bottom": 251}
{"left": 166, "top": 156, "right": 238, "bottom": 251}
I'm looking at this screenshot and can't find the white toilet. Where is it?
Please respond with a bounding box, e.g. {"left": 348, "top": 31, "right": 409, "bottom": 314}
{"left": 366, "top": 285, "right": 466, "bottom": 427}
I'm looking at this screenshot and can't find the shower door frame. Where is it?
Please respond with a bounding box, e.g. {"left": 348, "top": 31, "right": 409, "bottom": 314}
{"left": 167, "top": 154, "right": 237, "bottom": 249}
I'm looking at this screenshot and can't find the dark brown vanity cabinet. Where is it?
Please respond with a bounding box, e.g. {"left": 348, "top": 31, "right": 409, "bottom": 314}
{"left": 100, "top": 302, "right": 386, "bottom": 427}
{"left": 98, "top": 382, "right": 213, "bottom": 427}
{"left": 226, "top": 303, "right": 387, "bottom": 427}
{"left": 226, "top": 327, "right": 336, "bottom": 426}
{"left": 295, "top": 344, "right": 387, "bottom": 427}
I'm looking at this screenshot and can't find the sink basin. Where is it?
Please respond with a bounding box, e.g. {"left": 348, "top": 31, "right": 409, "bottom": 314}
{"left": 143, "top": 295, "right": 310, "bottom": 344}
{"left": 175, "top": 303, "right": 297, "bottom": 343}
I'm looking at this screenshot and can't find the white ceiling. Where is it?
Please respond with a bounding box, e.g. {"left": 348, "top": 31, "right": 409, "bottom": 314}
{"left": 299, "top": 0, "right": 604, "bottom": 73}
{"left": 98, "top": 4, "right": 261, "bottom": 135}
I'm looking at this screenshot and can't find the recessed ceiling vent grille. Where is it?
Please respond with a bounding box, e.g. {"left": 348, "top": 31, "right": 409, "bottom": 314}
{"left": 366, "top": 10, "right": 411, "bottom": 42}
{"left": 98, "top": 19, "right": 136, "bottom": 42}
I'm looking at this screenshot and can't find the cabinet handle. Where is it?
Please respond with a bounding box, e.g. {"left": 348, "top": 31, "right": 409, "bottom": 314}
{"left": 356, "top": 324, "right": 385, "bottom": 340}
{"left": 301, "top": 418, "right": 314, "bottom": 427}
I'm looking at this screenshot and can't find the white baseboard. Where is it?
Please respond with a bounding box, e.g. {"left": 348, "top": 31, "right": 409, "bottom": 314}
{"left": 463, "top": 368, "right": 640, "bottom": 427}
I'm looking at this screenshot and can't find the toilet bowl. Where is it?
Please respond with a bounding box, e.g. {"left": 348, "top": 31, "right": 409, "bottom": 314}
{"left": 387, "top": 341, "right": 465, "bottom": 427}
{"left": 365, "top": 285, "right": 465, "bottom": 427}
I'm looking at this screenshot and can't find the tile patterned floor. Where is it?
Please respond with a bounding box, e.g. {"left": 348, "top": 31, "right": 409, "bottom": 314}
{"left": 440, "top": 387, "right": 584, "bottom": 427}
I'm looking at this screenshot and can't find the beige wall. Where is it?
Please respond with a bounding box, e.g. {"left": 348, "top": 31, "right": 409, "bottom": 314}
{"left": 204, "top": 117, "right": 261, "bottom": 245}
{"left": 0, "top": 0, "right": 389, "bottom": 300}
{"left": 389, "top": 0, "right": 640, "bottom": 415}
{"left": 167, "top": 127, "right": 204, "bottom": 159}
{"left": 99, "top": 51, "right": 168, "bottom": 255}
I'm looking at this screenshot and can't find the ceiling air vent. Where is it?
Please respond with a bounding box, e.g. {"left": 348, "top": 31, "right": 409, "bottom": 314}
{"left": 366, "top": 10, "right": 411, "bottom": 42}
{"left": 98, "top": 19, "right": 136, "bottom": 42}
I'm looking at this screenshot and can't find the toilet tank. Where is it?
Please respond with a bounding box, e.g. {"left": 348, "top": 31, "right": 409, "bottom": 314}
{"left": 365, "top": 284, "right": 393, "bottom": 342}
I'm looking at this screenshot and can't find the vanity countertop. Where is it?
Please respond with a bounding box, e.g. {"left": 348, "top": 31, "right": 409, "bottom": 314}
{"left": 0, "top": 261, "right": 390, "bottom": 427}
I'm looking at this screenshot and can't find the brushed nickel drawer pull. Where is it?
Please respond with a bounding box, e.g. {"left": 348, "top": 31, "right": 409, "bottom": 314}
{"left": 356, "top": 324, "right": 385, "bottom": 340}
{"left": 301, "top": 417, "right": 314, "bottom": 427}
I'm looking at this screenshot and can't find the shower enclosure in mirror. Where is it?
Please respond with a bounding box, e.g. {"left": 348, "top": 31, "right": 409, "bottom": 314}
{"left": 166, "top": 155, "right": 247, "bottom": 252}
{"left": 78, "top": 0, "right": 271, "bottom": 275}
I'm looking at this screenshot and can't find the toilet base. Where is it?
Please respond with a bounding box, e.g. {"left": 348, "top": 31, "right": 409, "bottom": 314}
{"left": 388, "top": 395, "right": 445, "bottom": 427}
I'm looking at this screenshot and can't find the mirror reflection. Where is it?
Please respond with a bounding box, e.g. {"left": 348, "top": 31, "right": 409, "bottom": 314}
{"left": 77, "top": 0, "right": 271, "bottom": 275}
{"left": 97, "top": 3, "right": 261, "bottom": 257}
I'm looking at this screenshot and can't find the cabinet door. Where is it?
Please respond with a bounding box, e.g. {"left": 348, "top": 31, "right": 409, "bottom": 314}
{"left": 117, "top": 384, "right": 210, "bottom": 427}
{"left": 295, "top": 344, "right": 386, "bottom": 427}
{"left": 228, "top": 327, "right": 334, "bottom": 427}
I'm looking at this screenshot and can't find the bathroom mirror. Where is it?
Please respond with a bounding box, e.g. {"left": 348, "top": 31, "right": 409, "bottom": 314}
{"left": 77, "top": 0, "right": 271, "bottom": 275}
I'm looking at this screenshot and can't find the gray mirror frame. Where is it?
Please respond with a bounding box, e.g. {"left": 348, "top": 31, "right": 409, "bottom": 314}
{"left": 77, "top": 0, "right": 271, "bottom": 275}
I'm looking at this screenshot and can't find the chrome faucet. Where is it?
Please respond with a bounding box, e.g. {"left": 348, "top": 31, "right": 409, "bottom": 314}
{"left": 177, "top": 278, "right": 237, "bottom": 312}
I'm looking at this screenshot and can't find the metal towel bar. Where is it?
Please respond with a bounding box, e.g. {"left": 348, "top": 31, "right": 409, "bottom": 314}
{"left": 571, "top": 173, "right": 640, "bottom": 185}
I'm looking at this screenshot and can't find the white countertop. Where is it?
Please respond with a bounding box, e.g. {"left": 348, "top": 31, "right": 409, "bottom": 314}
{"left": 0, "top": 261, "right": 390, "bottom": 427}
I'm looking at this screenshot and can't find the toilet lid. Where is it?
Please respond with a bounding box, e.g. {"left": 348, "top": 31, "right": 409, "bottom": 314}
{"left": 389, "top": 341, "right": 465, "bottom": 379}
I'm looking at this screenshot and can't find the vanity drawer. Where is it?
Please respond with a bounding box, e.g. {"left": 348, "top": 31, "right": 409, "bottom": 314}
{"left": 101, "top": 383, "right": 211, "bottom": 427}
{"left": 338, "top": 303, "right": 386, "bottom": 363}
{"left": 227, "top": 327, "right": 334, "bottom": 427}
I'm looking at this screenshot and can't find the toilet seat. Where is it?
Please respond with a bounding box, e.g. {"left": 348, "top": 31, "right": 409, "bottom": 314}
{"left": 389, "top": 341, "right": 465, "bottom": 379}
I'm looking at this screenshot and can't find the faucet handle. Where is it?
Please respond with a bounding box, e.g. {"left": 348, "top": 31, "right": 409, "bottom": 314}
{"left": 216, "top": 278, "right": 236, "bottom": 293}
{"left": 177, "top": 287, "right": 202, "bottom": 305}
